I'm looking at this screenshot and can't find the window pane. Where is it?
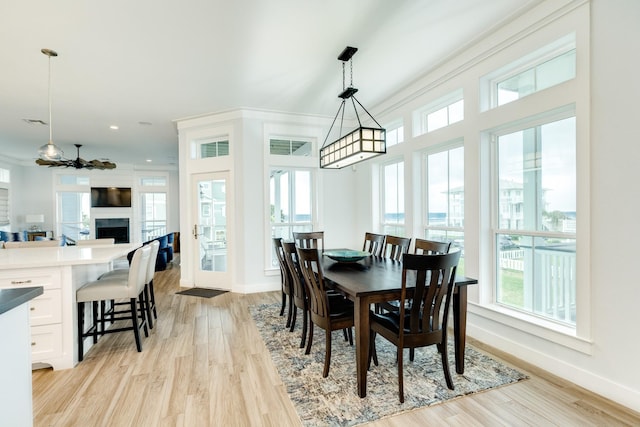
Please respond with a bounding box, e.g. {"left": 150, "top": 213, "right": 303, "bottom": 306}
{"left": 201, "top": 141, "right": 229, "bottom": 158}
{"left": 427, "top": 107, "right": 448, "bottom": 132}
{"left": 58, "top": 192, "right": 90, "bottom": 240}
{"left": 140, "top": 192, "right": 167, "bottom": 241}
{"left": 536, "top": 49, "right": 576, "bottom": 92}
{"left": 448, "top": 99, "right": 464, "bottom": 124}
{"left": 270, "top": 138, "right": 311, "bottom": 156}
{"left": 498, "top": 117, "right": 576, "bottom": 232}
{"left": 383, "top": 162, "right": 404, "bottom": 225}
{"left": 427, "top": 151, "right": 448, "bottom": 225}
{"left": 140, "top": 177, "right": 167, "bottom": 186}
{"left": 293, "top": 170, "right": 311, "bottom": 222}
{"left": 497, "top": 69, "right": 535, "bottom": 106}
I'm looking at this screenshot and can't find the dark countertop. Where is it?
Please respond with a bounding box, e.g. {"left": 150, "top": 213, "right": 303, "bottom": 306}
{"left": 0, "top": 287, "right": 43, "bottom": 315}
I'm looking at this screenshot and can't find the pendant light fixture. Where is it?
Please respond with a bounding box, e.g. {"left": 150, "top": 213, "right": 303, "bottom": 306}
{"left": 37, "top": 48, "right": 64, "bottom": 161}
{"left": 319, "top": 46, "right": 386, "bottom": 169}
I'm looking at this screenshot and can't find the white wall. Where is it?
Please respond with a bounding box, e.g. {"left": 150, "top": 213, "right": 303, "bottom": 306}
{"left": 353, "top": 0, "right": 640, "bottom": 412}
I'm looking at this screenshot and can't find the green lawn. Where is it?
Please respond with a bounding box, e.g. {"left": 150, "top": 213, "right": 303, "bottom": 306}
{"left": 498, "top": 269, "right": 524, "bottom": 307}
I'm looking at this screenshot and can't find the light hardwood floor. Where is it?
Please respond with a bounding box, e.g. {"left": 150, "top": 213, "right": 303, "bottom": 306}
{"left": 32, "top": 261, "right": 640, "bottom": 426}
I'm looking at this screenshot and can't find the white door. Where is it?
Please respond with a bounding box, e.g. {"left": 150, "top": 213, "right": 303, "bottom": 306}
{"left": 192, "top": 172, "right": 232, "bottom": 290}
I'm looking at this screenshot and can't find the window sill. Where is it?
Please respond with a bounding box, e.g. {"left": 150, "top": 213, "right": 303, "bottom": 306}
{"left": 468, "top": 302, "right": 592, "bottom": 355}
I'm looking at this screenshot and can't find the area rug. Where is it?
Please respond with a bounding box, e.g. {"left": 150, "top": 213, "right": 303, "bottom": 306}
{"left": 176, "top": 288, "right": 227, "bottom": 298}
{"left": 250, "top": 303, "right": 527, "bottom": 427}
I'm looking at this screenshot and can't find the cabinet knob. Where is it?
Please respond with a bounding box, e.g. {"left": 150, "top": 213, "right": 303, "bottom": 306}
{"left": 11, "top": 279, "right": 32, "bottom": 285}
{"left": 31, "top": 342, "right": 36, "bottom": 346}
{"left": 30, "top": 307, "right": 35, "bottom": 311}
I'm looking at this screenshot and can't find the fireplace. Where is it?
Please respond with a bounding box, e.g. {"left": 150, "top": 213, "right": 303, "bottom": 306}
{"left": 95, "top": 218, "right": 130, "bottom": 244}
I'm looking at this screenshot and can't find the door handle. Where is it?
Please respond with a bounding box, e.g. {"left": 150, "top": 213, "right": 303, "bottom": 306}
{"left": 193, "top": 224, "right": 198, "bottom": 239}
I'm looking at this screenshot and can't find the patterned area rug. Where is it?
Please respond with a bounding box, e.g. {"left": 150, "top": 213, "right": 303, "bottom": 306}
{"left": 250, "top": 303, "right": 527, "bottom": 427}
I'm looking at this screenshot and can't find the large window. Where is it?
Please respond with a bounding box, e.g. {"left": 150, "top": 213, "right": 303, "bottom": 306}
{"left": 424, "top": 144, "right": 465, "bottom": 275}
{"left": 270, "top": 168, "right": 313, "bottom": 265}
{"left": 58, "top": 192, "right": 90, "bottom": 240}
{"left": 493, "top": 115, "right": 576, "bottom": 325}
{"left": 139, "top": 176, "right": 167, "bottom": 241}
{"left": 381, "top": 161, "right": 405, "bottom": 236}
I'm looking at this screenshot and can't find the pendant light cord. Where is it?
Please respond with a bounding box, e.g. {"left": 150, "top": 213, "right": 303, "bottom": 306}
{"left": 48, "top": 53, "right": 53, "bottom": 144}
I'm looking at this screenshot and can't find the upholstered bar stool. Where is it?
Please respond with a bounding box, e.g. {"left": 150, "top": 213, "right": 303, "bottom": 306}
{"left": 99, "top": 241, "right": 160, "bottom": 328}
{"left": 76, "top": 245, "right": 151, "bottom": 362}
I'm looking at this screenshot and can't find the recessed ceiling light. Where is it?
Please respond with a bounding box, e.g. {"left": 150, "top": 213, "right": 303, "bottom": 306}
{"left": 109, "top": 125, "right": 119, "bottom": 130}
{"left": 146, "top": 159, "right": 152, "bottom": 162}
{"left": 138, "top": 121, "right": 152, "bottom": 126}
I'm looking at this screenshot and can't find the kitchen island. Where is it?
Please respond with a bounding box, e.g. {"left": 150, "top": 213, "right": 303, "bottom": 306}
{"left": 1, "top": 286, "right": 43, "bottom": 426}
{"left": 0, "top": 244, "right": 139, "bottom": 369}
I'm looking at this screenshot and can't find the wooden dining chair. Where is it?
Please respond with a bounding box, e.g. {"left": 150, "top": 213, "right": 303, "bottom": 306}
{"left": 384, "top": 235, "right": 412, "bottom": 261}
{"left": 296, "top": 247, "right": 354, "bottom": 377}
{"left": 369, "top": 250, "right": 461, "bottom": 403}
{"left": 414, "top": 238, "right": 451, "bottom": 255}
{"left": 273, "top": 238, "right": 293, "bottom": 328}
{"left": 282, "top": 241, "right": 310, "bottom": 348}
{"left": 362, "top": 232, "right": 385, "bottom": 257}
{"left": 293, "top": 231, "right": 325, "bottom": 253}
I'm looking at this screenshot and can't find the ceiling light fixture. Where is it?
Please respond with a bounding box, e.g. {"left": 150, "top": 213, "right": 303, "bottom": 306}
{"left": 37, "top": 48, "right": 64, "bottom": 161}
{"left": 34, "top": 48, "right": 116, "bottom": 170}
{"left": 319, "top": 46, "right": 386, "bottom": 169}
{"left": 37, "top": 144, "right": 116, "bottom": 169}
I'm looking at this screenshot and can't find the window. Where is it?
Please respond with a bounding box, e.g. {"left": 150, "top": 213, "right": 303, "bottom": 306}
{"left": 58, "top": 192, "right": 90, "bottom": 240}
{"left": 481, "top": 34, "right": 576, "bottom": 110}
{"left": 385, "top": 121, "right": 404, "bottom": 148}
{"left": 381, "top": 161, "right": 405, "bottom": 236}
{"left": 193, "top": 136, "right": 229, "bottom": 159}
{"left": 140, "top": 177, "right": 167, "bottom": 186}
{"left": 140, "top": 193, "right": 167, "bottom": 241}
{"left": 0, "top": 188, "right": 8, "bottom": 227}
{"left": 424, "top": 144, "right": 465, "bottom": 275}
{"left": 493, "top": 115, "right": 576, "bottom": 326}
{"left": 269, "top": 138, "right": 312, "bottom": 156}
{"left": 270, "top": 168, "right": 313, "bottom": 266}
{"left": 413, "top": 89, "right": 464, "bottom": 136}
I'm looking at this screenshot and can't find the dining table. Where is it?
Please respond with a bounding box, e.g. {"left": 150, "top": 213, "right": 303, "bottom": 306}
{"left": 321, "top": 250, "right": 478, "bottom": 398}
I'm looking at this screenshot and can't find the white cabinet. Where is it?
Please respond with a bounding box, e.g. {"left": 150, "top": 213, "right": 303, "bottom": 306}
{"left": 0, "top": 269, "right": 65, "bottom": 367}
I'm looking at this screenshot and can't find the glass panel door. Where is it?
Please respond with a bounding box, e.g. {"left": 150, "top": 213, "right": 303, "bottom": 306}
{"left": 192, "top": 172, "right": 231, "bottom": 289}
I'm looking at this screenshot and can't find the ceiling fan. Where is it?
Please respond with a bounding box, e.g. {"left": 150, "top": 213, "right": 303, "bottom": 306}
{"left": 35, "top": 144, "right": 117, "bottom": 170}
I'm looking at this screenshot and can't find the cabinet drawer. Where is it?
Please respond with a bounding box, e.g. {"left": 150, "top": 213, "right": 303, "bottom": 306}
{"left": 29, "top": 289, "right": 62, "bottom": 326}
{"left": 0, "top": 269, "right": 62, "bottom": 290}
{"left": 30, "top": 324, "right": 63, "bottom": 362}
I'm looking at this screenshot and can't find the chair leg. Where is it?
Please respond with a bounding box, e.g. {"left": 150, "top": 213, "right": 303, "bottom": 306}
{"left": 398, "top": 346, "right": 405, "bottom": 403}
{"left": 347, "top": 327, "right": 353, "bottom": 346}
{"left": 144, "top": 284, "right": 154, "bottom": 329}
{"left": 91, "top": 301, "right": 99, "bottom": 343}
{"left": 279, "top": 290, "right": 286, "bottom": 316}
{"left": 305, "top": 322, "right": 314, "bottom": 355}
{"left": 289, "top": 306, "right": 297, "bottom": 332}
{"left": 342, "top": 328, "right": 348, "bottom": 341}
{"left": 77, "top": 302, "right": 85, "bottom": 362}
{"left": 138, "top": 294, "right": 149, "bottom": 337}
{"left": 368, "top": 331, "right": 378, "bottom": 367}
{"left": 130, "top": 298, "right": 143, "bottom": 352}
{"left": 149, "top": 279, "right": 157, "bottom": 319}
{"left": 285, "top": 294, "right": 293, "bottom": 328}
{"left": 323, "top": 329, "right": 332, "bottom": 378}
{"left": 409, "top": 347, "right": 415, "bottom": 361}
{"left": 299, "top": 307, "right": 308, "bottom": 349}
{"left": 441, "top": 339, "right": 454, "bottom": 390}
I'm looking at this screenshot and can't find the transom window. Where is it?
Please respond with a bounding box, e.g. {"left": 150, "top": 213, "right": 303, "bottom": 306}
{"left": 269, "top": 138, "right": 312, "bottom": 156}
{"left": 384, "top": 120, "right": 404, "bottom": 148}
{"left": 413, "top": 89, "right": 464, "bottom": 136}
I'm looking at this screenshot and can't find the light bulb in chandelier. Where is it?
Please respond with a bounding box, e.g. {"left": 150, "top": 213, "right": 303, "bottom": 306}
{"left": 37, "top": 48, "right": 64, "bottom": 161}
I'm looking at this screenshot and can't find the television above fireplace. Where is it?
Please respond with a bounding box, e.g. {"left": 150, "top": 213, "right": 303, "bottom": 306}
{"left": 91, "top": 187, "right": 132, "bottom": 208}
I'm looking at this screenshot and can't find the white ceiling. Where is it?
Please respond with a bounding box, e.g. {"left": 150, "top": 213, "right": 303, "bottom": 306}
{"left": 0, "top": 0, "right": 542, "bottom": 168}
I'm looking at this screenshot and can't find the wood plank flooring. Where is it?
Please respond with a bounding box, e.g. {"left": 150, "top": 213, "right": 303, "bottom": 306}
{"left": 32, "top": 260, "right": 640, "bottom": 426}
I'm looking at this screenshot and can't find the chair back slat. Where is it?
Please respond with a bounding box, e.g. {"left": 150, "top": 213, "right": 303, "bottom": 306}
{"left": 273, "top": 238, "right": 292, "bottom": 297}
{"left": 293, "top": 231, "right": 324, "bottom": 253}
{"left": 282, "top": 241, "right": 308, "bottom": 308}
{"left": 414, "top": 238, "right": 451, "bottom": 255}
{"left": 363, "top": 232, "right": 386, "bottom": 257}
{"left": 384, "top": 235, "right": 411, "bottom": 261}
{"left": 296, "top": 247, "right": 330, "bottom": 320}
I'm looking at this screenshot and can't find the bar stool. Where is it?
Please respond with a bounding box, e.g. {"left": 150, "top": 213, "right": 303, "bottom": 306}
{"left": 99, "top": 241, "right": 160, "bottom": 328}
{"left": 76, "top": 245, "right": 151, "bottom": 362}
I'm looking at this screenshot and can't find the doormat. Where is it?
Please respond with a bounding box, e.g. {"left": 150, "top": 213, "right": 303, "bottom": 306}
{"left": 176, "top": 288, "right": 228, "bottom": 298}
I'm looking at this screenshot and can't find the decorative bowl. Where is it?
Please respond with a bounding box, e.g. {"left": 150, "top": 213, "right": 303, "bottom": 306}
{"left": 324, "top": 250, "right": 371, "bottom": 263}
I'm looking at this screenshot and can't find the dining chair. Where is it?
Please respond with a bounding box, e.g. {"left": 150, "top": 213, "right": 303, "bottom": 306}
{"left": 282, "top": 241, "right": 310, "bottom": 348}
{"left": 414, "top": 238, "right": 451, "bottom": 255}
{"left": 273, "top": 238, "right": 293, "bottom": 327}
{"left": 293, "top": 231, "right": 325, "bottom": 253}
{"left": 362, "top": 232, "right": 385, "bottom": 257}
{"left": 296, "top": 247, "right": 354, "bottom": 377}
{"left": 369, "top": 249, "right": 461, "bottom": 403}
{"left": 384, "top": 235, "right": 412, "bottom": 261}
{"left": 76, "top": 244, "right": 151, "bottom": 361}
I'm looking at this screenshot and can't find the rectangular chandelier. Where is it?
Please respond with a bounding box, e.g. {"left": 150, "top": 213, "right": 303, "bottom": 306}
{"left": 320, "top": 46, "right": 386, "bottom": 169}
{"left": 320, "top": 126, "right": 386, "bottom": 169}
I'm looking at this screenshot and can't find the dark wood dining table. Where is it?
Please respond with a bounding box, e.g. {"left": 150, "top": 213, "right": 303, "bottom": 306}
{"left": 321, "top": 252, "right": 478, "bottom": 398}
